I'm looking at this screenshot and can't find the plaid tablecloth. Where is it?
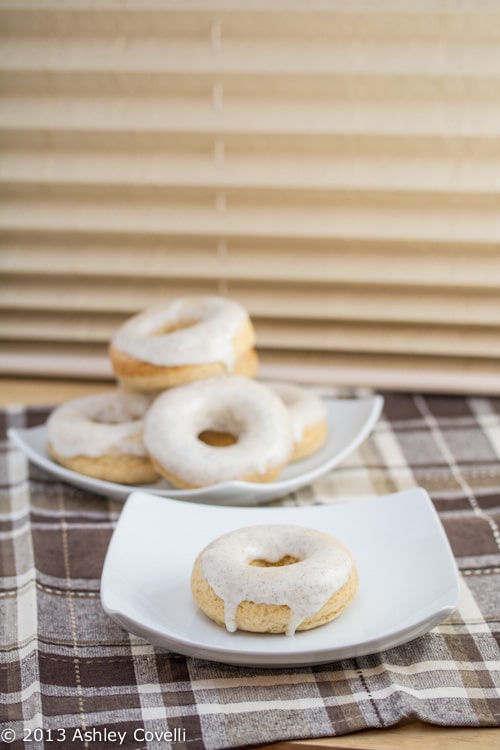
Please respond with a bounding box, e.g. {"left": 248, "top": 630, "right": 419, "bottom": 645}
{"left": 1, "top": 392, "right": 500, "bottom": 750}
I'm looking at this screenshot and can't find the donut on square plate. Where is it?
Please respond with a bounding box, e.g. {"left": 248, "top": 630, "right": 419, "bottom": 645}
{"left": 191, "top": 524, "right": 358, "bottom": 635}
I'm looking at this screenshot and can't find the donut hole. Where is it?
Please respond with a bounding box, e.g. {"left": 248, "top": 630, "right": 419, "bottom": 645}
{"left": 88, "top": 404, "right": 144, "bottom": 425}
{"left": 150, "top": 318, "right": 200, "bottom": 336}
{"left": 92, "top": 415, "right": 142, "bottom": 425}
{"left": 197, "top": 410, "right": 246, "bottom": 448}
{"left": 249, "top": 555, "right": 301, "bottom": 567}
{"left": 198, "top": 429, "right": 238, "bottom": 447}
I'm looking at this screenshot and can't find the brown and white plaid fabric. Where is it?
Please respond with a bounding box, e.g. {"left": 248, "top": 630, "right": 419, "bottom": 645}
{"left": 1, "top": 392, "right": 500, "bottom": 750}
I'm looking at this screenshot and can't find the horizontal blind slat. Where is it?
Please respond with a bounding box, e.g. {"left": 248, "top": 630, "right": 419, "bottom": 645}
{"left": 2, "top": 4, "right": 500, "bottom": 39}
{"left": 2, "top": 244, "right": 500, "bottom": 289}
{"left": 3, "top": 36, "right": 500, "bottom": 78}
{"left": 2, "top": 312, "right": 500, "bottom": 359}
{"left": 3, "top": 94, "right": 500, "bottom": 138}
{"left": 2, "top": 278, "right": 500, "bottom": 326}
{"left": 1, "top": 341, "right": 499, "bottom": 396}
{"left": 3, "top": 131, "right": 500, "bottom": 156}
{"left": 2, "top": 150, "right": 500, "bottom": 195}
{"left": 3, "top": 191, "right": 500, "bottom": 243}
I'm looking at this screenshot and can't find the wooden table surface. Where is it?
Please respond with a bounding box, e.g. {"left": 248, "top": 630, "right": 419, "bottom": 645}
{"left": 2, "top": 377, "right": 499, "bottom": 750}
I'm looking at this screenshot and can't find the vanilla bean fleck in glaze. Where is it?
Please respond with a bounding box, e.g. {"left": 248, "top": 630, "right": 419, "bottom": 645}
{"left": 196, "top": 524, "right": 355, "bottom": 636}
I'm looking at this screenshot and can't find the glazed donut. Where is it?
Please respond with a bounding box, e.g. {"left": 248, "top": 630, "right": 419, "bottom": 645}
{"left": 47, "top": 390, "right": 159, "bottom": 484}
{"left": 110, "top": 296, "right": 259, "bottom": 390}
{"left": 191, "top": 524, "right": 358, "bottom": 635}
{"left": 143, "top": 375, "right": 294, "bottom": 488}
{"left": 266, "top": 382, "right": 328, "bottom": 461}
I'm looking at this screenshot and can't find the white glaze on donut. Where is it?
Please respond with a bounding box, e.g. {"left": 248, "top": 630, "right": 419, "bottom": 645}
{"left": 199, "top": 524, "right": 354, "bottom": 635}
{"left": 143, "top": 375, "right": 294, "bottom": 486}
{"left": 111, "top": 296, "right": 252, "bottom": 369}
{"left": 47, "top": 390, "right": 153, "bottom": 458}
{"left": 266, "top": 382, "right": 327, "bottom": 442}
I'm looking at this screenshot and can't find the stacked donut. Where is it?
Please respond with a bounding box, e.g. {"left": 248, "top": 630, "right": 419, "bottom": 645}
{"left": 47, "top": 296, "right": 328, "bottom": 487}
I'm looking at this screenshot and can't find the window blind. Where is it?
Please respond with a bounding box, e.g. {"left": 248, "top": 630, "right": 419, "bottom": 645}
{"left": 1, "top": 0, "right": 500, "bottom": 393}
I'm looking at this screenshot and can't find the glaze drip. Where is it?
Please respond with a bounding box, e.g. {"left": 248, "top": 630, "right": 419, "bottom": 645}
{"left": 200, "top": 524, "right": 353, "bottom": 635}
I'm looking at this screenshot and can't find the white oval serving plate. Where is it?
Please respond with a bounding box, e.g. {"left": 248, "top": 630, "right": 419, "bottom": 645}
{"left": 8, "top": 395, "right": 383, "bottom": 505}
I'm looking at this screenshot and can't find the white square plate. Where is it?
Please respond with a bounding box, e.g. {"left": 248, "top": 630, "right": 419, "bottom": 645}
{"left": 8, "top": 395, "right": 383, "bottom": 505}
{"left": 100, "top": 488, "right": 460, "bottom": 667}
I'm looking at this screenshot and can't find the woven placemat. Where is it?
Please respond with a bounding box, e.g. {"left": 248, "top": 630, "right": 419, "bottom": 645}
{"left": 1, "top": 392, "right": 500, "bottom": 750}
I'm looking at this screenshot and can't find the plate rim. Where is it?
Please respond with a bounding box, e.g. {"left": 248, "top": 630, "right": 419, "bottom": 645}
{"left": 100, "top": 488, "right": 460, "bottom": 667}
{"left": 7, "top": 394, "right": 384, "bottom": 504}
